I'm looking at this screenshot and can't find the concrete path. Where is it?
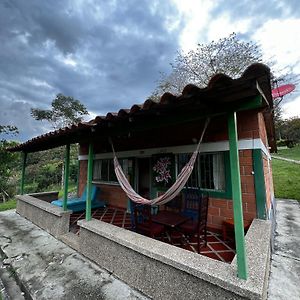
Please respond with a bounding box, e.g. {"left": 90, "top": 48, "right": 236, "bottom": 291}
{"left": 268, "top": 199, "right": 300, "bottom": 300}
{"left": 0, "top": 209, "right": 148, "bottom": 300}
{"left": 271, "top": 155, "right": 300, "bottom": 165}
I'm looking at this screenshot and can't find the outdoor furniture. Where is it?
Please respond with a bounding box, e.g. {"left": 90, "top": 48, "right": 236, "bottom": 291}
{"left": 152, "top": 210, "right": 190, "bottom": 244}
{"left": 163, "top": 195, "right": 182, "bottom": 212}
{"left": 133, "top": 204, "right": 166, "bottom": 238}
{"left": 51, "top": 184, "right": 106, "bottom": 212}
{"left": 152, "top": 210, "right": 190, "bottom": 228}
{"left": 178, "top": 188, "right": 209, "bottom": 253}
{"left": 222, "top": 218, "right": 251, "bottom": 241}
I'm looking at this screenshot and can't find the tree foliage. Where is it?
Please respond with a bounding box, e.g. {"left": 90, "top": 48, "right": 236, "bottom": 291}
{"left": 0, "top": 140, "right": 20, "bottom": 201}
{"left": 152, "top": 33, "right": 264, "bottom": 98}
{"left": 31, "top": 93, "right": 89, "bottom": 129}
{"left": 0, "top": 124, "right": 20, "bottom": 201}
{"left": 0, "top": 125, "right": 19, "bottom": 135}
{"left": 277, "top": 117, "right": 300, "bottom": 144}
{"left": 24, "top": 145, "right": 79, "bottom": 193}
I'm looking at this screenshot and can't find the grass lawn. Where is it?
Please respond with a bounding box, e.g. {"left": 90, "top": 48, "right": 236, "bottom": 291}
{"left": 275, "top": 144, "right": 300, "bottom": 161}
{"left": 0, "top": 199, "right": 17, "bottom": 212}
{"left": 272, "top": 159, "right": 300, "bottom": 200}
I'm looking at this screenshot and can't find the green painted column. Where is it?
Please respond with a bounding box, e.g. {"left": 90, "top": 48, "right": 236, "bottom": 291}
{"left": 253, "top": 149, "right": 267, "bottom": 219}
{"left": 86, "top": 142, "right": 94, "bottom": 221}
{"left": 20, "top": 152, "right": 27, "bottom": 195}
{"left": 63, "top": 144, "right": 70, "bottom": 211}
{"left": 228, "top": 112, "right": 248, "bottom": 280}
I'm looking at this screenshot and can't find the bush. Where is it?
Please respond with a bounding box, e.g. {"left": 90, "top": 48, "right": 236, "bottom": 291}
{"left": 276, "top": 139, "right": 296, "bottom": 148}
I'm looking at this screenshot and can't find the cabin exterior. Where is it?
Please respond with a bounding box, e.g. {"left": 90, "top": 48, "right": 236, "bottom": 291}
{"left": 10, "top": 63, "right": 275, "bottom": 299}
{"left": 78, "top": 109, "right": 274, "bottom": 231}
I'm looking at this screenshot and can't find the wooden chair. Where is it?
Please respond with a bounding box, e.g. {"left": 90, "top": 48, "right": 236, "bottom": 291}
{"left": 164, "top": 194, "right": 182, "bottom": 212}
{"left": 133, "top": 204, "right": 165, "bottom": 238}
{"left": 179, "top": 188, "right": 209, "bottom": 253}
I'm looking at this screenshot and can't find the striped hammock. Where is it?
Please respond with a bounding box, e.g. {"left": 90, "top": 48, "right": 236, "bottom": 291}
{"left": 112, "top": 118, "right": 209, "bottom": 206}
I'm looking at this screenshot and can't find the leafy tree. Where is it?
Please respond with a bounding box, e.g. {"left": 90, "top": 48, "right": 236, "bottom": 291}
{"left": 151, "top": 33, "right": 298, "bottom": 104}
{"left": 151, "top": 33, "right": 265, "bottom": 98}
{"left": 30, "top": 94, "right": 87, "bottom": 192}
{"left": 279, "top": 117, "right": 300, "bottom": 143}
{"left": 0, "top": 125, "right": 19, "bottom": 201}
{"left": 31, "top": 93, "right": 89, "bottom": 129}
{"left": 0, "top": 125, "right": 19, "bottom": 135}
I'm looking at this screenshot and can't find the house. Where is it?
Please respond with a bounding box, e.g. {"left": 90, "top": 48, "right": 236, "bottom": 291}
{"left": 10, "top": 63, "right": 275, "bottom": 299}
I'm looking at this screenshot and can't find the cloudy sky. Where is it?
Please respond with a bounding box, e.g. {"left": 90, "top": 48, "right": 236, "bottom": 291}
{"left": 1, "top": 0, "right": 300, "bottom": 142}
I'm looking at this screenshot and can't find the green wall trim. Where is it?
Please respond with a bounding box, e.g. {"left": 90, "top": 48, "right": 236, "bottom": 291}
{"left": 63, "top": 144, "right": 70, "bottom": 211}
{"left": 20, "top": 152, "right": 27, "bottom": 195}
{"left": 86, "top": 143, "right": 94, "bottom": 221}
{"left": 228, "top": 112, "right": 248, "bottom": 280}
{"left": 252, "top": 149, "right": 267, "bottom": 219}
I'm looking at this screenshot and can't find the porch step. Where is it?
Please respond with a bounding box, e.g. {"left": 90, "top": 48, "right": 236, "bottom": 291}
{"left": 60, "top": 232, "right": 80, "bottom": 251}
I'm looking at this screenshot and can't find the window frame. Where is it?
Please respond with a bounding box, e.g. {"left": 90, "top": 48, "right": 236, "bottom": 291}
{"left": 177, "top": 151, "right": 232, "bottom": 199}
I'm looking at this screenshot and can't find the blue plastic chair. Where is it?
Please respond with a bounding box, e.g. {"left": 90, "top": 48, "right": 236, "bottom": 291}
{"left": 51, "top": 185, "right": 106, "bottom": 212}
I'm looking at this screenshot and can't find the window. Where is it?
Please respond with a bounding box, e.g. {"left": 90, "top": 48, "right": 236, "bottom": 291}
{"left": 93, "top": 158, "right": 132, "bottom": 184}
{"left": 177, "top": 152, "right": 225, "bottom": 191}
{"left": 93, "top": 159, "right": 117, "bottom": 182}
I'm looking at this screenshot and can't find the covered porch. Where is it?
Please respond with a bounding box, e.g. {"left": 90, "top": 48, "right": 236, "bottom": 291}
{"left": 10, "top": 63, "right": 274, "bottom": 299}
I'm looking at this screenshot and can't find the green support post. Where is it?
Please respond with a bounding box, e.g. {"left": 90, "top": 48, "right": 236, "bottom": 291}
{"left": 228, "top": 112, "right": 248, "bottom": 280}
{"left": 63, "top": 144, "right": 70, "bottom": 211}
{"left": 20, "top": 152, "right": 27, "bottom": 195}
{"left": 86, "top": 142, "right": 94, "bottom": 221}
{"left": 253, "top": 149, "right": 267, "bottom": 219}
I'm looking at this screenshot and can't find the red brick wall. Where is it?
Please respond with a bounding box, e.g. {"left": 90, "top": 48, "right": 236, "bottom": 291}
{"left": 258, "top": 112, "right": 268, "bottom": 147}
{"left": 78, "top": 160, "right": 128, "bottom": 208}
{"left": 207, "top": 149, "right": 257, "bottom": 231}
{"left": 236, "top": 111, "right": 259, "bottom": 140}
{"left": 78, "top": 160, "right": 87, "bottom": 196}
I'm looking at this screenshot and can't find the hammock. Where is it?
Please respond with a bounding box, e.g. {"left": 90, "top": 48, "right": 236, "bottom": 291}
{"left": 111, "top": 118, "right": 210, "bottom": 206}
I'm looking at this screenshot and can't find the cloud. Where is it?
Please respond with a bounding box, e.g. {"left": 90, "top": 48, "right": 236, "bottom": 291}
{"left": 1, "top": 0, "right": 300, "bottom": 143}
{"left": 0, "top": 0, "right": 182, "bottom": 141}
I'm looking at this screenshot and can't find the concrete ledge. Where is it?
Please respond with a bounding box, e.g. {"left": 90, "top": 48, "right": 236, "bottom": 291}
{"left": 29, "top": 191, "right": 59, "bottom": 203}
{"left": 16, "top": 194, "right": 71, "bottom": 238}
{"left": 77, "top": 218, "right": 271, "bottom": 299}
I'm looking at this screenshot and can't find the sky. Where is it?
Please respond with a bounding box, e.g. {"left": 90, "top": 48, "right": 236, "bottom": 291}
{"left": 1, "top": 0, "right": 300, "bottom": 142}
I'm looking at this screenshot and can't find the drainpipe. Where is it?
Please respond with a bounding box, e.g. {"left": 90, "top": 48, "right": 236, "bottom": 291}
{"left": 86, "top": 142, "right": 94, "bottom": 221}
{"left": 228, "top": 112, "right": 248, "bottom": 280}
{"left": 20, "top": 152, "right": 27, "bottom": 195}
{"left": 63, "top": 144, "right": 70, "bottom": 211}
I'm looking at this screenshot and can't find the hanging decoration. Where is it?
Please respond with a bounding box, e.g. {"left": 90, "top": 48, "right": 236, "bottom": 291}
{"left": 152, "top": 154, "right": 175, "bottom": 188}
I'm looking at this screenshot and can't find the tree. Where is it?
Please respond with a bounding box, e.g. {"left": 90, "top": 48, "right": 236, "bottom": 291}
{"left": 151, "top": 33, "right": 265, "bottom": 98}
{"left": 30, "top": 94, "right": 86, "bottom": 192}
{"left": 31, "top": 93, "right": 89, "bottom": 129}
{"left": 151, "top": 33, "right": 298, "bottom": 101}
{"left": 0, "top": 125, "right": 19, "bottom": 135}
{"left": 0, "top": 125, "right": 19, "bottom": 201}
{"left": 279, "top": 117, "right": 300, "bottom": 143}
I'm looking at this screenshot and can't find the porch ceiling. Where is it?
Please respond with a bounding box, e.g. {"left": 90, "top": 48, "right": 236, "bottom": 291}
{"left": 8, "top": 63, "right": 274, "bottom": 153}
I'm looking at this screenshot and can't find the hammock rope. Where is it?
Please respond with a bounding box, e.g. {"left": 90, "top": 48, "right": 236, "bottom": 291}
{"left": 111, "top": 118, "right": 210, "bottom": 206}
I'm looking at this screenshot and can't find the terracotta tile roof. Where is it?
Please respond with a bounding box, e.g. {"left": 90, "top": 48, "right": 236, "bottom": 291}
{"left": 8, "top": 63, "right": 274, "bottom": 153}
